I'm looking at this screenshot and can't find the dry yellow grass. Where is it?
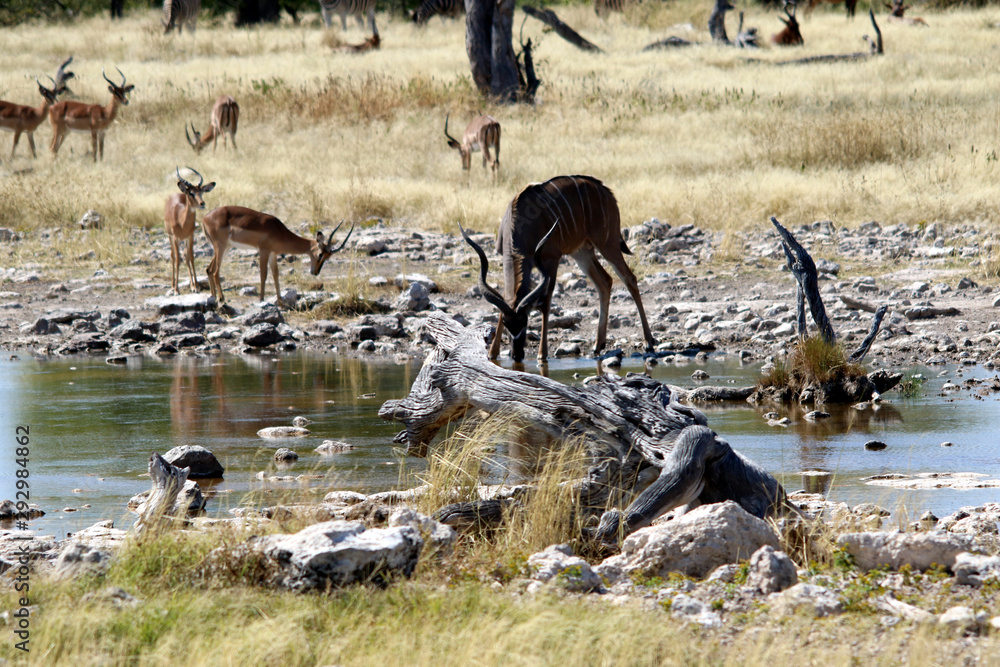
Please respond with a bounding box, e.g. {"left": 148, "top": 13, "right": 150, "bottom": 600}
{"left": 0, "top": 2, "right": 999, "bottom": 263}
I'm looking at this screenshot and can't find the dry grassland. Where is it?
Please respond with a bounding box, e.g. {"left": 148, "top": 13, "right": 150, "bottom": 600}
{"left": 0, "top": 3, "right": 999, "bottom": 260}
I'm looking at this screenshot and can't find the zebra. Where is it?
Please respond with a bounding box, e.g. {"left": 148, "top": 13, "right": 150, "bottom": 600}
{"left": 594, "top": 0, "right": 626, "bottom": 17}
{"left": 411, "top": 0, "right": 464, "bottom": 25}
{"left": 163, "top": 0, "right": 201, "bottom": 33}
{"left": 318, "top": 0, "right": 376, "bottom": 31}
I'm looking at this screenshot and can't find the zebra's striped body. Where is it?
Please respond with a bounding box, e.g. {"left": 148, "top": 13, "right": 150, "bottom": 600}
{"left": 163, "top": 0, "right": 201, "bottom": 34}
{"left": 594, "top": 0, "right": 626, "bottom": 16}
{"left": 319, "top": 0, "right": 376, "bottom": 31}
{"left": 412, "top": 0, "right": 464, "bottom": 25}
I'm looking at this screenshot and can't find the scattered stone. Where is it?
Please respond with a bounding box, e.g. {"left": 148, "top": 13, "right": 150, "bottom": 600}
{"left": 527, "top": 544, "right": 603, "bottom": 593}
{"left": 746, "top": 545, "right": 798, "bottom": 594}
{"left": 241, "top": 323, "right": 283, "bottom": 347}
{"left": 596, "top": 501, "right": 780, "bottom": 580}
{"left": 670, "top": 594, "right": 722, "bottom": 627}
{"left": 144, "top": 293, "right": 217, "bottom": 315}
{"left": 953, "top": 552, "right": 1000, "bottom": 587}
{"left": 768, "top": 583, "right": 843, "bottom": 617}
{"left": 252, "top": 520, "right": 423, "bottom": 590}
{"left": 238, "top": 303, "right": 285, "bottom": 326}
{"left": 803, "top": 411, "right": 830, "bottom": 421}
{"left": 52, "top": 542, "right": 110, "bottom": 580}
{"left": 273, "top": 448, "right": 299, "bottom": 462}
{"left": 864, "top": 440, "right": 888, "bottom": 451}
{"left": 388, "top": 508, "right": 457, "bottom": 557}
{"left": 258, "top": 426, "right": 310, "bottom": 438}
{"left": 394, "top": 273, "right": 439, "bottom": 292}
{"left": 316, "top": 440, "right": 356, "bottom": 455}
{"left": 836, "top": 530, "right": 973, "bottom": 571}
{"left": 395, "top": 282, "right": 431, "bottom": 312}
{"left": 939, "top": 606, "right": 988, "bottom": 634}
{"left": 162, "top": 445, "right": 224, "bottom": 479}
{"left": 78, "top": 210, "right": 103, "bottom": 230}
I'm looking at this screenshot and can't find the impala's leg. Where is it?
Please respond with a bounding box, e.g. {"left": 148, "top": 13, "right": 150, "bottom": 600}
{"left": 169, "top": 236, "right": 180, "bottom": 293}
{"left": 230, "top": 131, "right": 237, "bottom": 151}
{"left": 184, "top": 239, "right": 198, "bottom": 292}
{"left": 489, "top": 315, "right": 505, "bottom": 360}
{"left": 493, "top": 138, "right": 499, "bottom": 174}
{"left": 258, "top": 251, "right": 270, "bottom": 301}
{"left": 601, "top": 246, "right": 657, "bottom": 352}
{"left": 27, "top": 132, "right": 36, "bottom": 158}
{"left": 91, "top": 131, "right": 98, "bottom": 162}
{"left": 573, "top": 248, "right": 613, "bottom": 356}
{"left": 51, "top": 128, "right": 63, "bottom": 156}
{"left": 10, "top": 132, "right": 20, "bottom": 160}
{"left": 207, "top": 241, "right": 228, "bottom": 303}
{"left": 269, "top": 254, "right": 282, "bottom": 305}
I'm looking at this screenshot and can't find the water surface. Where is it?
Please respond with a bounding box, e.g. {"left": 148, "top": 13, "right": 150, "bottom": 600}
{"left": 1, "top": 351, "right": 997, "bottom": 538}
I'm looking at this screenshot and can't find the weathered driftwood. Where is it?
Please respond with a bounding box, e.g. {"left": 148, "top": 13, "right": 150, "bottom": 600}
{"left": 772, "top": 217, "right": 836, "bottom": 344}
{"left": 666, "top": 385, "right": 756, "bottom": 402}
{"left": 904, "top": 306, "right": 960, "bottom": 320}
{"left": 379, "top": 314, "right": 786, "bottom": 542}
{"left": 774, "top": 9, "right": 883, "bottom": 66}
{"left": 522, "top": 6, "right": 603, "bottom": 53}
{"left": 781, "top": 241, "right": 809, "bottom": 338}
{"left": 848, "top": 304, "right": 888, "bottom": 363}
{"left": 840, "top": 294, "right": 879, "bottom": 313}
{"left": 642, "top": 36, "right": 693, "bottom": 51}
{"left": 133, "top": 453, "right": 190, "bottom": 535}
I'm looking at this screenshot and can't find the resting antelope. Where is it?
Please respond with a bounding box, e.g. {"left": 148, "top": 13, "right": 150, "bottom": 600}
{"left": 886, "top": 0, "right": 928, "bottom": 25}
{"left": 444, "top": 113, "right": 500, "bottom": 176}
{"left": 334, "top": 24, "right": 380, "bottom": 53}
{"left": 460, "top": 175, "right": 657, "bottom": 362}
{"left": 165, "top": 167, "right": 215, "bottom": 294}
{"left": 805, "top": 0, "right": 858, "bottom": 18}
{"left": 49, "top": 68, "right": 133, "bottom": 162}
{"left": 0, "top": 79, "right": 62, "bottom": 162}
{"left": 186, "top": 95, "right": 239, "bottom": 154}
{"left": 201, "top": 207, "right": 353, "bottom": 307}
{"left": 771, "top": 1, "right": 803, "bottom": 46}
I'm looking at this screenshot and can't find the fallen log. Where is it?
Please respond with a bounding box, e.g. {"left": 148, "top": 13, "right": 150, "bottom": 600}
{"left": 840, "top": 294, "right": 879, "bottom": 313}
{"left": 522, "top": 6, "right": 603, "bottom": 53}
{"left": 379, "top": 314, "right": 786, "bottom": 542}
{"left": 133, "top": 453, "right": 191, "bottom": 535}
{"left": 904, "top": 305, "right": 960, "bottom": 320}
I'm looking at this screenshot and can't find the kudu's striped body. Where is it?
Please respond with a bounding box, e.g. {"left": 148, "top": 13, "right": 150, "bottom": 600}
{"left": 462, "top": 175, "right": 657, "bottom": 362}
{"left": 165, "top": 167, "right": 215, "bottom": 294}
{"left": 187, "top": 95, "right": 239, "bottom": 154}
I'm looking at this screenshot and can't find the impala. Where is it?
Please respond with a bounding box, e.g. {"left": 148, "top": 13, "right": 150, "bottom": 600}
{"left": 460, "top": 174, "right": 657, "bottom": 362}
{"left": 771, "top": 1, "right": 803, "bottom": 46}
{"left": 186, "top": 95, "right": 239, "bottom": 154}
{"left": 334, "top": 24, "right": 380, "bottom": 53}
{"left": 886, "top": 0, "right": 928, "bottom": 25}
{"left": 201, "top": 207, "right": 354, "bottom": 307}
{"left": 444, "top": 113, "right": 500, "bottom": 176}
{"left": 165, "top": 167, "right": 216, "bottom": 294}
{"left": 0, "top": 79, "right": 61, "bottom": 162}
{"left": 49, "top": 68, "right": 134, "bottom": 162}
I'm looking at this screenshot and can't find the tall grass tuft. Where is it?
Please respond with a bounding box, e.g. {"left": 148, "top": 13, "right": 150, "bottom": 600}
{"left": 759, "top": 335, "right": 867, "bottom": 396}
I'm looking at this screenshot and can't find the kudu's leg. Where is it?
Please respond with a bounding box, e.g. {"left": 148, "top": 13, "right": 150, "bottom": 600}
{"left": 534, "top": 258, "right": 561, "bottom": 360}
{"left": 489, "top": 316, "right": 504, "bottom": 360}
{"left": 600, "top": 244, "right": 657, "bottom": 352}
{"left": 573, "top": 248, "right": 613, "bottom": 355}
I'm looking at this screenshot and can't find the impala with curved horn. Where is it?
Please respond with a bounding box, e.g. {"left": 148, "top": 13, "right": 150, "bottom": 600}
{"left": 165, "top": 167, "right": 216, "bottom": 294}
{"left": 461, "top": 175, "right": 657, "bottom": 362}
{"left": 771, "top": 0, "right": 803, "bottom": 46}
{"left": 0, "top": 78, "right": 62, "bottom": 162}
{"left": 49, "top": 68, "right": 134, "bottom": 162}
{"left": 186, "top": 95, "right": 239, "bottom": 154}
{"left": 201, "top": 207, "right": 354, "bottom": 308}
{"left": 444, "top": 113, "right": 500, "bottom": 176}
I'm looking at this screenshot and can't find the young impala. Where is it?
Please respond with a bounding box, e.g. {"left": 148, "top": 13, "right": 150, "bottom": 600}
{"left": 186, "top": 95, "right": 239, "bottom": 154}
{"left": 461, "top": 174, "right": 657, "bottom": 362}
{"left": 444, "top": 113, "right": 501, "bottom": 176}
{"left": 0, "top": 79, "right": 61, "bottom": 162}
{"left": 771, "top": 1, "right": 803, "bottom": 46}
{"left": 165, "top": 167, "right": 215, "bottom": 294}
{"left": 49, "top": 68, "right": 133, "bottom": 162}
{"left": 201, "top": 207, "right": 354, "bottom": 308}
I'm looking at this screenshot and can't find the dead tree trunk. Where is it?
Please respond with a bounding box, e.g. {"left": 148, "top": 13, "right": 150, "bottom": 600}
{"left": 522, "top": 6, "right": 604, "bottom": 52}
{"left": 133, "top": 453, "right": 190, "bottom": 535}
{"left": 466, "top": 0, "right": 521, "bottom": 102}
{"left": 772, "top": 217, "right": 836, "bottom": 344}
{"left": 380, "top": 314, "right": 786, "bottom": 542}
{"left": 709, "top": 0, "right": 734, "bottom": 43}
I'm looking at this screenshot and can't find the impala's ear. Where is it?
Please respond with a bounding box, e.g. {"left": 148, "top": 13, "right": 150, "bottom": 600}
{"left": 202, "top": 182, "right": 216, "bottom": 193}
{"left": 124, "top": 85, "right": 135, "bottom": 93}
{"left": 315, "top": 231, "right": 326, "bottom": 246}
{"left": 108, "top": 85, "right": 115, "bottom": 95}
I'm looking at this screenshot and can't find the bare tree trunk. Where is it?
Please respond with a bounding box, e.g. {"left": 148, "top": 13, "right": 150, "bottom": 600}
{"left": 134, "top": 453, "right": 189, "bottom": 535}
{"left": 465, "top": 0, "right": 494, "bottom": 97}
{"left": 491, "top": 0, "right": 519, "bottom": 102}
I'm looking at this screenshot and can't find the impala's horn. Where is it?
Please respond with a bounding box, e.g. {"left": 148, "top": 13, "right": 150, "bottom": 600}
{"left": 444, "top": 113, "right": 459, "bottom": 146}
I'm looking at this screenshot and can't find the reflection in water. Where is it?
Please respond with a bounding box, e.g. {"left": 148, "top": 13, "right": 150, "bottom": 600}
{"left": 5, "top": 352, "right": 1000, "bottom": 539}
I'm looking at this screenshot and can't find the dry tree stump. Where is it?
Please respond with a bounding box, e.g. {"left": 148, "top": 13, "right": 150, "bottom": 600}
{"left": 379, "top": 314, "right": 786, "bottom": 542}
{"left": 133, "top": 453, "right": 191, "bottom": 535}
